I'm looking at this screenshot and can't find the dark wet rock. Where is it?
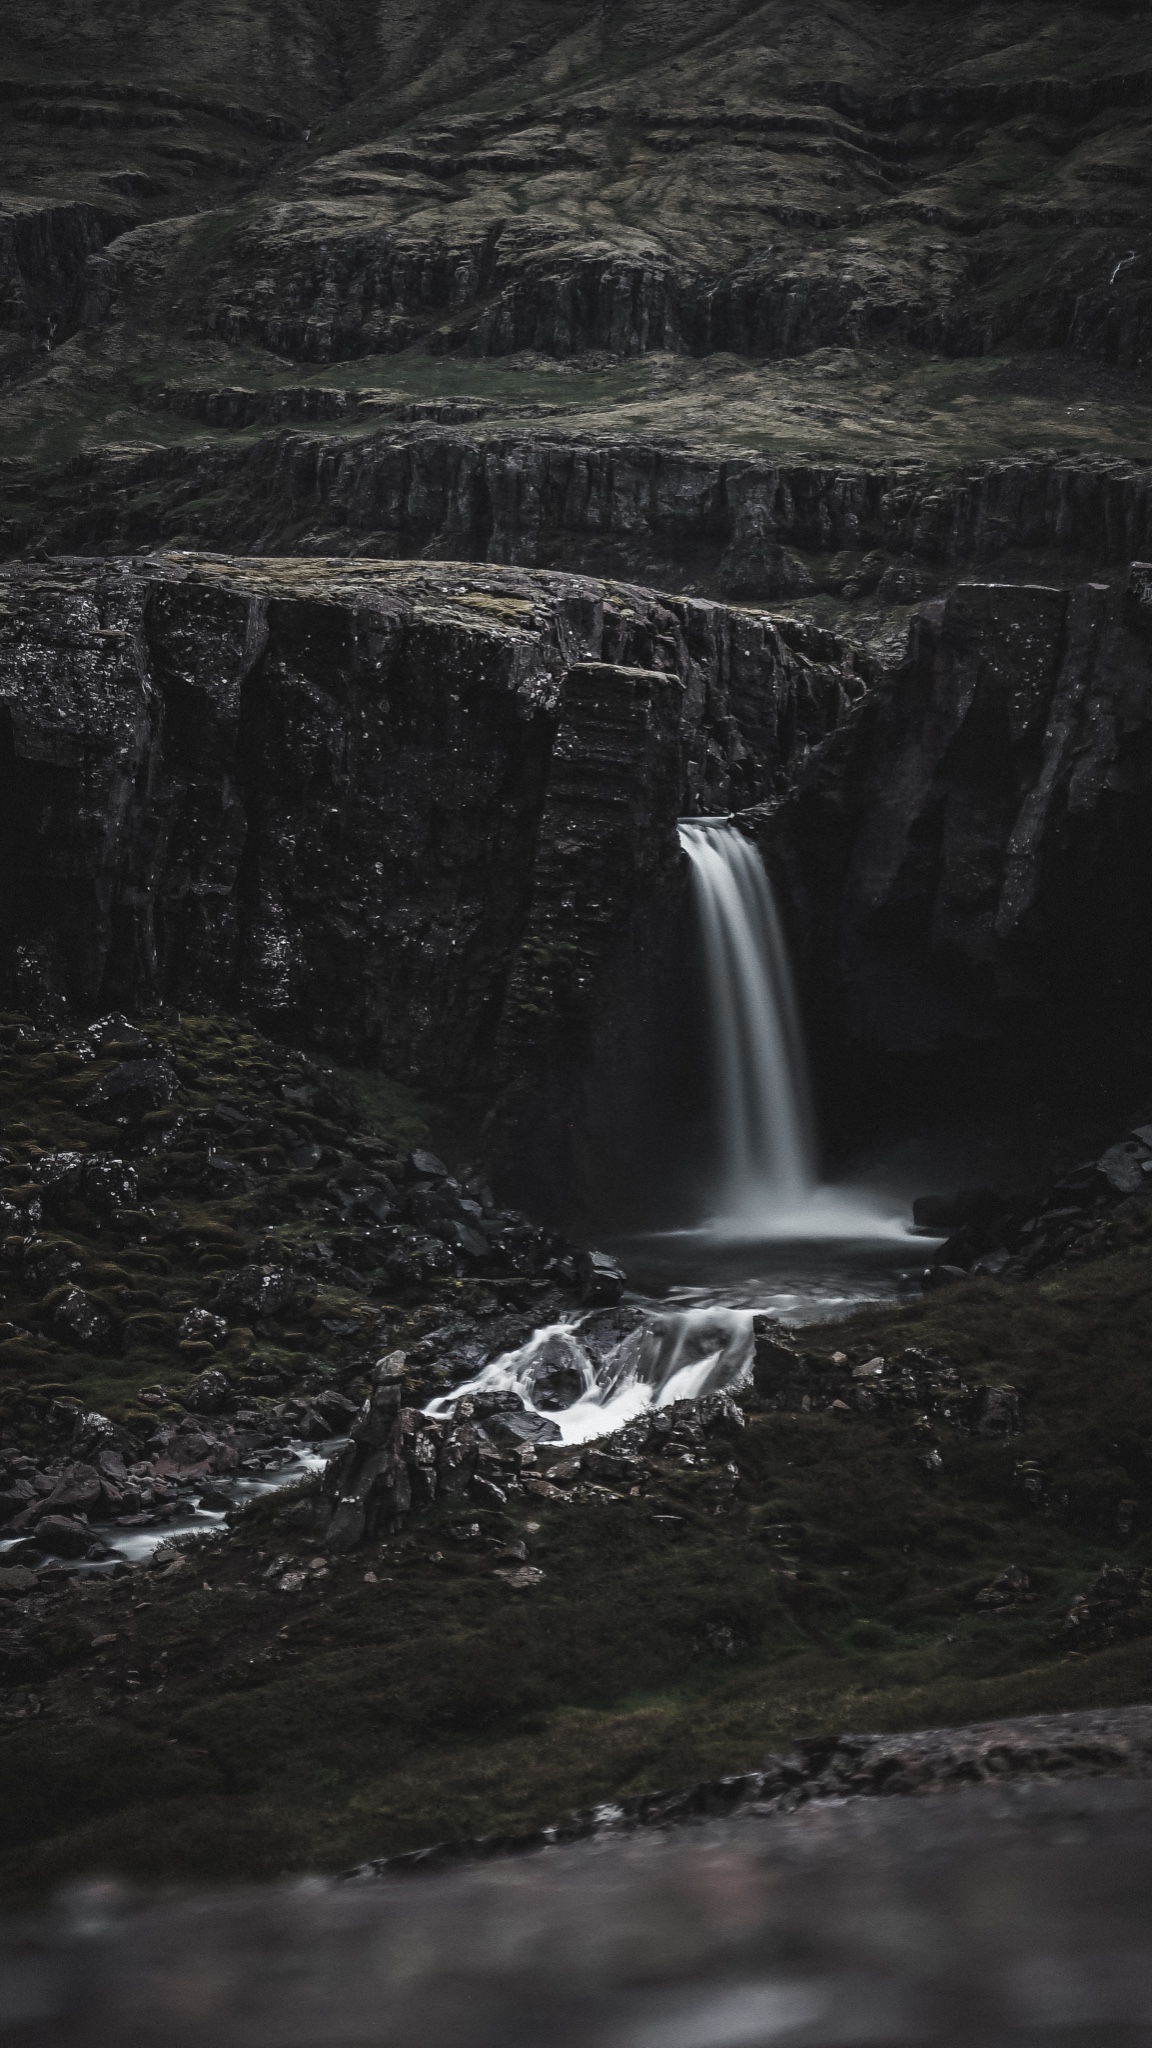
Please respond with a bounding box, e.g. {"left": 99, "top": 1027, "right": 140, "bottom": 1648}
{"left": 312, "top": 1387, "right": 359, "bottom": 1431}
{"left": 178, "top": 1309, "right": 228, "bottom": 1349}
{"left": 583, "top": 1449, "right": 643, "bottom": 1485}
{"left": 84, "top": 1155, "right": 136, "bottom": 1213}
{"left": 70, "top": 1409, "right": 134, "bottom": 1460}
{"left": 34, "top": 1513, "right": 94, "bottom": 1557}
{"left": 80, "top": 1058, "right": 179, "bottom": 1122}
{"left": 697, "top": 1390, "right": 746, "bottom": 1436}
{"left": 483, "top": 1409, "right": 562, "bottom": 1447}
{"left": 406, "top": 1149, "right": 449, "bottom": 1182}
{"left": 87, "top": 1014, "right": 151, "bottom": 1053}
{"left": 180, "top": 1368, "right": 232, "bottom": 1415}
{"left": 29, "top": 1151, "right": 85, "bottom": 1200}
{"left": 20, "top": 1238, "right": 82, "bottom": 1294}
{"left": 530, "top": 1362, "right": 585, "bottom": 1411}
{"left": 469, "top": 1391, "right": 527, "bottom": 1421}
{"left": 575, "top": 1249, "right": 626, "bottom": 1306}
{"left": 971, "top": 1385, "right": 1022, "bottom": 1437}
{"left": 386, "top": 1233, "right": 457, "bottom": 1286}
{"left": 1096, "top": 1141, "right": 1152, "bottom": 1196}
{"left": 758, "top": 569, "right": 1152, "bottom": 1104}
{"left": 322, "top": 1370, "right": 412, "bottom": 1550}
{"left": 49, "top": 1285, "right": 114, "bottom": 1352}
{"left": 215, "top": 1264, "right": 303, "bottom": 1319}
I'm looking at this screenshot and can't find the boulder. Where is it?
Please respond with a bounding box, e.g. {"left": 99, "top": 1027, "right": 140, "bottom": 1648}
{"left": 87, "top": 1014, "right": 151, "bottom": 1053}
{"left": 178, "top": 1309, "right": 228, "bottom": 1349}
{"left": 483, "top": 1409, "right": 562, "bottom": 1447}
{"left": 181, "top": 1369, "right": 233, "bottom": 1415}
{"left": 215, "top": 1265, "right": 300, "bottom": 1318}
{"left": 80, "top": 1059, "right": 179, "bottom": 1122}
{"left": 972, "top": 1385, "right": 1022, "bottom": 1436}
{"left": 530, "top": 1363, "right": 586, "bottom": 1411}
{"left": 385, "top": 1235, "right": 455, "bottom": 1286}
{"left": 576, "top": 1249, "right": 626, "bottom": 1306}
{"left": 22, "top": 1239, "right": 82, "bottom": 1293}
{"left": 406, "top": 1149, "right": 449, "bottom": 1182}
{"left": 1096, "top": 1142, "right": 1151, "bottom": 1196}
{"left": 975, "top": 1566, "right": 1034, "bottom": 1611}
{"left": 312, "top": 1387, "right": 359, "bottom": 1432}
{"left": 697, "top": 1390, "right": 746, "bottom": 1435}
{"left": 51, "top": 1287, "right": 114, "bottom": 1352}
{"left": 30, "top": 1151, "right": 85, "bottom": 1200}
{"left": 35, "top": 1514, "right": 94, "bottom": 1558}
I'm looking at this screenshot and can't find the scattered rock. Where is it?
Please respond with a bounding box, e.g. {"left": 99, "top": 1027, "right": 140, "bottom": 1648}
{"left": 178, "top": 1310, "right": 229, "bottom": 1350}
{"left": 974, "top": 1566, "right": 1035, "bottom": 1611}
{"left": 80, "top": 1059, "right": 179, "bottom": 1122}
{"left": 0, "top": 1566, "right": 38, "bottom": 1593}
{"left": 34, "top": 1514, "right": 93, "bottom": 1558}
{"left": 181, "top": 1369, "right": 233, "bottom": 1415}
{"left": 1062, "top": 1565, "right": 1152, "bottom": 1650}
{"left": 50, "top": 1287, "right": 114, "bottom": 1352}
{"left": 575, "top": 1249, "right": 626, "bottom": 1306}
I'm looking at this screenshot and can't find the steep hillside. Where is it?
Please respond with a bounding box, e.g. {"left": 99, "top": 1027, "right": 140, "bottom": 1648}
{"left": 3, "top": 0, "right": 1151, "bottom": 626}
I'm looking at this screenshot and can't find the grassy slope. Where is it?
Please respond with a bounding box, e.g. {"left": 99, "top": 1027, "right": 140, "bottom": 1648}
{"left": 4, "top": 1198, "right": 1152, "bottom": 1901}
{"left": 3, "top": 0, "right": 1152, "bottom": 557}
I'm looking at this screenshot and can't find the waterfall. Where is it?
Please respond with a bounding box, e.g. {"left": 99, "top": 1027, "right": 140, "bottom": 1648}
{"left": 679, "top": 819, "right": 817, "bottom": 1222}
{"left": 418, "top": 827, "right": 917, "bottom": 1448}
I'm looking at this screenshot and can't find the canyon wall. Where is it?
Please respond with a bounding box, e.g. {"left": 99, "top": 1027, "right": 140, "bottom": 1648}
{"left": 756, "top": 563, "right": 1152, "bottom": 1112}
{"left": 0, "top": 554, "right": 854, "bottom": 1205}
{"left": 12, "top": 433, "right": 1152, "bottom": 610}
{"left": 3, "top": 551, "right": 1151, "bottom": 1206}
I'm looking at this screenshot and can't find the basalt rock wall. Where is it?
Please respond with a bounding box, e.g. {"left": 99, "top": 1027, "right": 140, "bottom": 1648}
{"left": 0, "top": 553, "right": 855, "bottom": 1208}
{"left": 17, "top": 433, "right": 1152, "bottom": 609}
{"left": 755, "top": 563, "right": 1152, "bottom": 1106}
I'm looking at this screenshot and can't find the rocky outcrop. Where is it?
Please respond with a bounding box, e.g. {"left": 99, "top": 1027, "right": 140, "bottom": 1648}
{"left": 10, "top": 432, "right": 1151, "bottom": 608}
{"left": 756, "top": 564, "right": 1152, "bottom": 1083}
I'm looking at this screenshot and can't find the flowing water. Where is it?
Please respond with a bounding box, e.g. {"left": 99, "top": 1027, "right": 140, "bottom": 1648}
{"left": 9, "top": 826, "right": 935, "bottom": 1571}
{"left": 427, "top": 820, "right": 937, "bottom": 1445}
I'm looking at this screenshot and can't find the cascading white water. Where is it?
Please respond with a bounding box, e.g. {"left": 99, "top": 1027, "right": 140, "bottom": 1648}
{"left": 421, "top": 821, "right": 920, "bottom": 1443}
{"left": 425, "top": 1307, "right": 755, "bottom": 1446}
{"left": 679, "top": 820, "right": 817, "bottom": 1217}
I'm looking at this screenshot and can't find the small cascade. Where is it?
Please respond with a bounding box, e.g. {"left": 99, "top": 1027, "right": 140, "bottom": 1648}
{"left": 425, "top": 1306, "right": 755, "bottom": 1445}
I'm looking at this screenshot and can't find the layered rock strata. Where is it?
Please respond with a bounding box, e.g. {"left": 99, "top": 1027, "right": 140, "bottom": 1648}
{"left": 4, "top": 552, "right": 1151, "bottom": 1202}
{"left": 11, "top": 435, "right": 1152, "bottom": 609}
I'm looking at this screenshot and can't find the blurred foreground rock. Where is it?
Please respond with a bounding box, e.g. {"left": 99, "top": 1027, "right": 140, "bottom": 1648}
{"left": 4, "top": 1708, "right": 1152, "bottom": 2046}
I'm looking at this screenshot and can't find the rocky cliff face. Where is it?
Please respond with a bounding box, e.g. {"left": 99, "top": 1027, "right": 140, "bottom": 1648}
{"left": 756, "top": 563, "right": 1152, "bottom": 1102}
{"left": 11, "top": 431, "right": 1152, "bottom": 620}
{"left": 0, "top": 553, "right": 857, "bottom": 1204}
{"left": 4, "top": 550, "right": 1151, "bottom": 1204}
